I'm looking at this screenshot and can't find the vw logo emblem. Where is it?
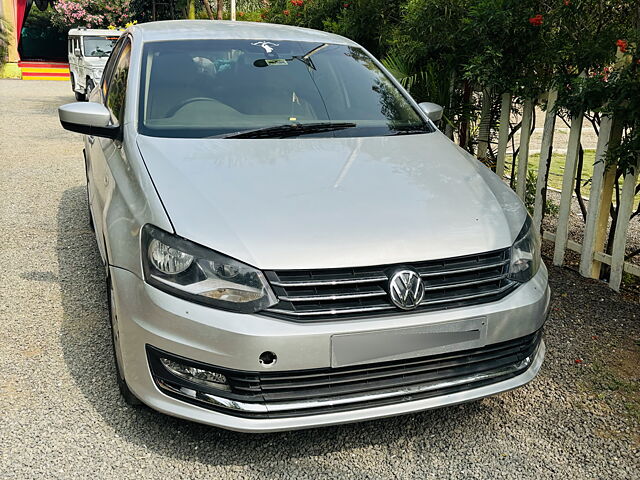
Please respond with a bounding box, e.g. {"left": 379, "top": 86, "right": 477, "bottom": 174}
{"left": 389, "top": 270, "right": 425, "bottom": 310}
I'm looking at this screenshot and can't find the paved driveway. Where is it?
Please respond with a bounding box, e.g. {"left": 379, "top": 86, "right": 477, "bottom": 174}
{"left": 0, "top": 80, "right": 638, "bottom": 479}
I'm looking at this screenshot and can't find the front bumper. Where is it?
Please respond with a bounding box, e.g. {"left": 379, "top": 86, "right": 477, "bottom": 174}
{"left": 110, "top": 263, "right": 549, "bottom": 432}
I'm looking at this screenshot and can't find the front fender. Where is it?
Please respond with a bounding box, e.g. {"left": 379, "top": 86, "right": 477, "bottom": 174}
{"left": 102, "top": 128, "right": 173, "bottom": 278}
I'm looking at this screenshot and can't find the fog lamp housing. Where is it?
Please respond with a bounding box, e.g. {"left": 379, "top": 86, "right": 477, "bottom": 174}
{"left": 160, "top": 357, "right": 230, "bottom": 391}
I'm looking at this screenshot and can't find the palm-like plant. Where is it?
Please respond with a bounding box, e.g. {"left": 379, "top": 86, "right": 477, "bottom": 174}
{"left": 382, "top": 51, "right": 456, "bottom": 131}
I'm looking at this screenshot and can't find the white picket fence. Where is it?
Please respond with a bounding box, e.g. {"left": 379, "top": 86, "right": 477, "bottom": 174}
{"left": 492, "top": 90, "right": 640, "bottom": 292}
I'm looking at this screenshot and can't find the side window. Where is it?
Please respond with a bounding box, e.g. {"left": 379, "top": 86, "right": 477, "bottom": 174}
{"left": 101, "top": 36, "right": 126, "bottom": 97}
{"left": 105, "top": 40, "right": 131, "bottom": 125}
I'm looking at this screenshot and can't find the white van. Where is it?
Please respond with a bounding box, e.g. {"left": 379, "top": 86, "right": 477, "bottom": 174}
{"left": 68, "top": 28, "right": 122, "bottom": 101}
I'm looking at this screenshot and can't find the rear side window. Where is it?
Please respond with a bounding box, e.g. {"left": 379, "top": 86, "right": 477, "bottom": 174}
{"left": 105, "top": 41, "right": 131, "bottom": 124}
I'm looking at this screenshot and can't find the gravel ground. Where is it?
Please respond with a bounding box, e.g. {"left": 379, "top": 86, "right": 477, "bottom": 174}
{"left": 1, "top": 80, "right": 639, "bottom": 479}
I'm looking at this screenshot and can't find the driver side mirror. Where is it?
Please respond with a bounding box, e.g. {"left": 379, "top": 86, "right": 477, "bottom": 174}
{"left": 418, "top": 102, "right": 444, "bottom": 122}
{"left": 74, "top": 47, "right": 82, "bottom": 57}
{"left": 58, "top": 102, "right": 120, "bottom": 139}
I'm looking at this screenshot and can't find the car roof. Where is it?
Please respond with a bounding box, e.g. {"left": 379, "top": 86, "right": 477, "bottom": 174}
{"left": 129, "top": 20, "right": 358, "bottom": 46}
{"left": 68, "top": 28, "right": 123, "bottom": 36}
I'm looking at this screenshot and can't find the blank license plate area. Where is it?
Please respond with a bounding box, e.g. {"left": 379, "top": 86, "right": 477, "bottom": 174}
{"left": 331, "top": 317, "right": 487, "bottom": 368}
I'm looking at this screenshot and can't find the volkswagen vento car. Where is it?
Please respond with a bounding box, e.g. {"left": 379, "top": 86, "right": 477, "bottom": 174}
{"left": 58, "top": 20, "right": 549, "bottom": 432}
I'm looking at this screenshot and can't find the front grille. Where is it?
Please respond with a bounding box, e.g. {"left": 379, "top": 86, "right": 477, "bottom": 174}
{"left": 263, "top": 248, "right": 517, "bottom": 320}
{"left": 147, "top": 330, "right": 542, "bottom": 418}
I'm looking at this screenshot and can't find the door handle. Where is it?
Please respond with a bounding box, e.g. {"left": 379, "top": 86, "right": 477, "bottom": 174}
{"left": 87, "top": 135, "right": 95, "bottom": 145}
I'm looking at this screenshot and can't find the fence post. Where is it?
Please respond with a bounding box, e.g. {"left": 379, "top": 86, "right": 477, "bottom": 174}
{"left": 580, "top": 49, "right": 629, "bottom": 280}
{"left": 552, "top": 110, "right": 584, "bottom": 266}
{"left": 516, "top": 98, "right": 534, "bottom": 200}
{"left": 579, "top": 115, "right": 622, "bottom": 277}
{"left": 495, "top": 93, "right": 512, "bottom": 178}
{"left": 533, "top": 90, "right": 558, "bottom": 233}
{"left": 608, "top": 161, "right": 639, "bottom": 291}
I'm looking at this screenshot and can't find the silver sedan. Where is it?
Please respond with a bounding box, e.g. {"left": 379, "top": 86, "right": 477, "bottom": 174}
{"left": 58, "top": 20, "right": 549, "bottom": 432}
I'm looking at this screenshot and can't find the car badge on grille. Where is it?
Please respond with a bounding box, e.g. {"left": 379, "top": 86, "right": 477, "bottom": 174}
{"left": 389, "top": 270, "right": 425, "bottom": 310}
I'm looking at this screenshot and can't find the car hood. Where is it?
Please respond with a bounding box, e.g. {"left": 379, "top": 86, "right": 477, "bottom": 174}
{"left": 136, "top": 131, "right": 526, "bottom": 270}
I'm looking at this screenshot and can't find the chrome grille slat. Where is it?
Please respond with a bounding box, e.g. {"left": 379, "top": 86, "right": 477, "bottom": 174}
{"left": 422, "top": 274, "right": 508, "bottom": 291}
{"left": 266, "top": 305, "right": 395, "bottom": 317}
{"left": 280, "top": 289, "right": 387, "bottom": 302}
{"left": 270, "top": 276, "right": 387, "bottom": 287}
{"left": 418, "top": 259, "right": 509, "bottom": 277}
{"left": 420, "top": 282, "right": 515, "bottom": 306}
{"left": 263, "top": 248, "right": 515, "bottom": 321}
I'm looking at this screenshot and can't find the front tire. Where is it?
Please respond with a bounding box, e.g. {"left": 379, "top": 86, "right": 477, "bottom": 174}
{"left": 72, "top": 75, "right": 86, "bottom": 101}
{"left": 107, "top": 274, "right": 142, "bottom": 406}
{"left": 85, "top": 78, "right": 95, "bottom": 100}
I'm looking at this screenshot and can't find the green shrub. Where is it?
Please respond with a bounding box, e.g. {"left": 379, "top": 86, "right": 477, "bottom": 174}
{"left": 524, "top": 169, "right": 559, "bottom": 217}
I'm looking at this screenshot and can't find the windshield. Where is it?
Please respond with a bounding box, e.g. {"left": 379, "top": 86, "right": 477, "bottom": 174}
{"left": 83, "top": 36, "right": 119, "bottom": 58}
{"left": 138, "top": 40, "right": 432, "bottom": 138}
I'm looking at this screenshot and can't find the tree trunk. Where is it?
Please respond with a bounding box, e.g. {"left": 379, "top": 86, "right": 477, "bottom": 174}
{"left": 217, "top": 0, "right": 224, "bottom": 20}
{"left": 458, "top": 80, "right": 472, "bottom": 152}
{"left": 444, "top": 71, "right": 456, "bottom": 140}
{"left": 575, "top": 145, "right": 587, "bottom": 222}
{"left": 540, "top": 142, "right": 553, "bottom": 232}
{"left": 203, "top": 0, "right": 215, "bottom": 19}
{"left": 477, "top": 88, "right": 493, "bottom": 163}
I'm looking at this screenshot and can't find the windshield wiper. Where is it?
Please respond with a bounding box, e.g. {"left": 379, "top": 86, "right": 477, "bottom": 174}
{"left": 388, "top": 125, "right": 432, "bottom": 136}
{"left": 222, "top": 122, "right": 356, "bottom": 139}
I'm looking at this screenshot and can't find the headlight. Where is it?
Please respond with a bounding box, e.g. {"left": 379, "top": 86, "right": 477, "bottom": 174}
{"left": 509, "top": 215, "right": 541, "bottom": 283}
{"left": 141, "top": 225, "right": 277, "bottom": 313}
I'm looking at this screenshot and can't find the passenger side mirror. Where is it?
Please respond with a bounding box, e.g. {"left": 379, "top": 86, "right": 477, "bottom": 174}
{"left": 58, "top": 102, "right": 120, "bottom": 139}
{"left": 418, "top": 102, "right": 444, "bottom": 122}
{"left": 74, "top": 48, "right": 82, "bottom": 57}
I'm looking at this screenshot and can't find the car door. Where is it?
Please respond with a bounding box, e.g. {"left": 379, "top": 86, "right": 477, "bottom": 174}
{"left": 67, "top": 38, "right": 74, "bottom": 84}
{"left": 86, "top": 35, "right": 131, "bottom": 264}
{"left": 78, "top": 36, "right": 88, "bottom": 89}
{"left": 70, "top": 37, "right": 80, "bottom": 89}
